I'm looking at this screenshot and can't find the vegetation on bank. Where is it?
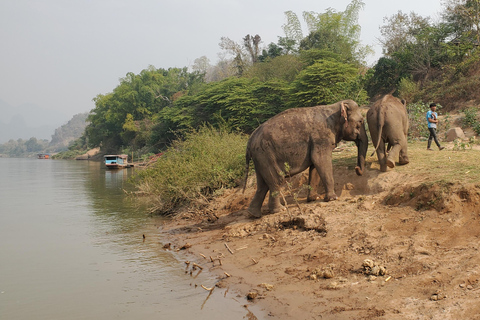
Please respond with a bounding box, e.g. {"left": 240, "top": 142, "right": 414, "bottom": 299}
{"left": 131, "top": 125, "right": 248, "bottom": 214}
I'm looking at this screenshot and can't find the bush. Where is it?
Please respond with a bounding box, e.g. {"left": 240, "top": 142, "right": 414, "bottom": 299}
{"left": 406, "top": 102, "right": 430, "bottom": 139}
{"left": 132, "top": 125, "right": 248, "bottom": 214}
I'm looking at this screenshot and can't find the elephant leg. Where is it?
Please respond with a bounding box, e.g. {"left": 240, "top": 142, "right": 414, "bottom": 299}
{"left": 399, "top": 139, "right": 409, "bottom": 165}
{"left": 386, "top": 143, "right": 402, "bottom": 168}
{"left": 312, "top": 151, "right": 337, "bottom": 201}
{"left": 307, "top": 165, "right": 321, "bottom": 202}
{"left": 248, "top": 171, "right": 269, "bottom": 218}
{"left": 376, "top": 142, "right": 388, "bottom": 172}
{"left": 268, "top": 189, "right": 284, "bottom": 214}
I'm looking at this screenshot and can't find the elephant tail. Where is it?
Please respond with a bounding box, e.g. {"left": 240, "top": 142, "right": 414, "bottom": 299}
{"left": 370, "top": 109, "right": 385, "bottom": 156}
{"left": 243, "top": 147, "right": 251, "bottom": 193}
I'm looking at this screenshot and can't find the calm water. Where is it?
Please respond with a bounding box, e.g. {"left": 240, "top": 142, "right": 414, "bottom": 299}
{"left": 0, "top": 158, "right": 261, "bottom": 319}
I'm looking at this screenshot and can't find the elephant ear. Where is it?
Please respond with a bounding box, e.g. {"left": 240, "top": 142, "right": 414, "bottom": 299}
{"left": 340, "top": 101, "right": 348, "bottom": 128}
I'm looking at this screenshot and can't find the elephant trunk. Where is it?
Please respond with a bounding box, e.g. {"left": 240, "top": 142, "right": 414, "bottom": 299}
{"left": 355, "top": 123, "right": 368, "bottom": 176}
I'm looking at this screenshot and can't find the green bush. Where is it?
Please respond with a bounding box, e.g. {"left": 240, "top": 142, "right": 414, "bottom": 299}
{"left": 132, "top": 125, "right": 248, "bottom": 214}
{"left": 406, "top": 102, "right": 430, "bottom": 139}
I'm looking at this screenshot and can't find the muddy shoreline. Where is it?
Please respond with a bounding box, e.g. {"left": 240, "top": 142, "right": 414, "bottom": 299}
{"left": 157, "top": 166, "right": 480, "bottom": 319}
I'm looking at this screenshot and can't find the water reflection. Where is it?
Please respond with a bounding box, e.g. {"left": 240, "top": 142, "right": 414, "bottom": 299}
{"left": 0, "top": 159, "right": 262, "bottom": 320}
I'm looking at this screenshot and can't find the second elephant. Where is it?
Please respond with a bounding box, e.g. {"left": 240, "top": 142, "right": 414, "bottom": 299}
{"left": 367, "top": 95, "right": 409, "bottom": 172}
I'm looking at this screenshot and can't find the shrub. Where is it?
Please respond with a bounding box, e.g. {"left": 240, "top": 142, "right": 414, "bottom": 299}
{"left": 132, "top": 125, "right": 248, "bottom": 214}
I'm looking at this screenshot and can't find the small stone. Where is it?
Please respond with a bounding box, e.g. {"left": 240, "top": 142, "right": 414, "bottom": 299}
{"left": 322, "top": 268, "right": 335, "bottom": 279}
{"left": 326, "top": 281, "right": 339, "bottom": 289}
{"left": 247, "top": 292, "right": 258, "bottom": 300}
{"left": 368, "top": 275, "right": 377, "bottom": 281}
{"left": 309, "top": 274, "right": 317, "bottom": 280}
{"left": 459, "top": 283, "right": 466, "bottom": 288}
{"left": 467, "top": 285, "right": 473, "bottom": 290}
{"left": 363, "top": 259, "right": 375, "bottom": 269}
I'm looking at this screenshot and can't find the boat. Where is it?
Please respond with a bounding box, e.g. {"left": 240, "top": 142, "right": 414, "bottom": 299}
{"left": 104, "top": 154, "right": 131, "bottom": 169}
{"left": 37, "top": 153, "right": 50, "bottom": 159}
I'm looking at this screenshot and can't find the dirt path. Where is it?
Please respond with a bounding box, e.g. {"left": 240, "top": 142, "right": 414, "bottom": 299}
{"left": 159, "top": 165, "right": 480, "bottom": 320}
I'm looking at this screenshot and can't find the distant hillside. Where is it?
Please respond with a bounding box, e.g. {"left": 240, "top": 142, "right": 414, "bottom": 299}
{"left": 49, "top": 113, "right": 89, "bottom": 151}
{"left": 0, "top": 99, "right": 68, "bottom": 143}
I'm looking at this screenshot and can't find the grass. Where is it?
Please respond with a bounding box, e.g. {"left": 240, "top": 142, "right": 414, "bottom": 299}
{"left": 132, "top": 125, "right": 248, "bottom": 214}
{"left": 332, "top": 140, "right": 480, "bottom": 185}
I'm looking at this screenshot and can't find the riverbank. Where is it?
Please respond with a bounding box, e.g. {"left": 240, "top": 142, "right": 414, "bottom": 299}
{"left": 158, "top": 142, "right": 480, "bottom": 319}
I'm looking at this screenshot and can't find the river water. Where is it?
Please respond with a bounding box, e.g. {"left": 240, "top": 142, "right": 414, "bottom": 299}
{"left": 0, "top": 158, "right": 262, "bottom": 319}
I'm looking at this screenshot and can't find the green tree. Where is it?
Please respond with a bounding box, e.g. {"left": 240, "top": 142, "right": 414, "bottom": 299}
{"left": 283, "top": 0, "right": 371, "bottom": 65}
{"left": 289, "top": 59, "right": 368, "bottom": 107}
{"left": 85, "top": 66, "right": 205, "bottom": 152}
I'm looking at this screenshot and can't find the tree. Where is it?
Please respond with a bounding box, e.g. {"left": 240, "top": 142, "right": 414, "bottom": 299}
{"left": 282, "top": 0, "right": 371, "bottom": 65}
{"left": 443, "top": 0, "right": 480, "bottom": 44}
{"left": 85, "top": 66, "right": 205, "bottom": 151}
{"left": 219, "top": 34, "right": 263, "bottom": 76}
{"left": 289, "top": 59, "right": 369, "bottom": 107}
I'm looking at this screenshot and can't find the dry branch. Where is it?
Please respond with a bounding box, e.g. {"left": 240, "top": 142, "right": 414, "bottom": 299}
{"left": 224, "top": 243, "right": 234, "bottom": 255}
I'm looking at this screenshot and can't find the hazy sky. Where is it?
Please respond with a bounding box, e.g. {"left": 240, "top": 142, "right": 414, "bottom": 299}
{"left": 1, "top": 0, "right": 444, "bottom": 124}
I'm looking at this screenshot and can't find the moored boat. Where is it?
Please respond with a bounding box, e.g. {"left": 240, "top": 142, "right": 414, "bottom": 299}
{"left": 104, "top": 154, "right": 131, "bottom": 169}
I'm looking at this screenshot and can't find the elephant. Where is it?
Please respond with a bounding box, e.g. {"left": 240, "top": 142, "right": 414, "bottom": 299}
{"left": 244, "top": 100, "right": 368, "bottom": 218}
{"left": 367, "top": 94, "right": 409, "bottom": 172}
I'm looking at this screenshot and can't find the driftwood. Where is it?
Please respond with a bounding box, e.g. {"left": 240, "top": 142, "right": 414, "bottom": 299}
{"left": 224, "top": 243, "right": 234, "bottom": 255}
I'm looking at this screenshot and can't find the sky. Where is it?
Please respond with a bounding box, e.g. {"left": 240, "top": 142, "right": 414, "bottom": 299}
{"left": 0, "top": 0, "right": 444, "bottom": 138}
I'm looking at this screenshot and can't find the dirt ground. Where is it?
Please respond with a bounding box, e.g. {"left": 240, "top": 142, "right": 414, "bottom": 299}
{"left": 158, "top": 142, "right": 480, "bottom": 320}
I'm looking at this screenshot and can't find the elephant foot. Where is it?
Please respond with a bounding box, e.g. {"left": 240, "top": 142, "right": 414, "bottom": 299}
{"left": 307, "top": 193, "right": 321, "bottom": 202}
{"left": 355, "top": 166, "right": 363, "bottom": 176}
{"left": 323, "top": 193, "right": 338, "bottom": 202}
{"left": 269, "top": 204, "right": 286, "bottom": 214}
{"left": 399, "top": 159, "right": 409, "bottom": 165}
{"left": 247, "top": 207, "right": 264, "bottom": 219}
{"left": 386, "top": 158, "right": 395, "bottom": 168}
{"left": 380, "top": 164, "right": 388, "bottom": 172}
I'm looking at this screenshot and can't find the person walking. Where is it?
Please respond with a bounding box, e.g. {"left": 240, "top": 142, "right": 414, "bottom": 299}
{"left": 426, "top": 103, "right": 445, "bottom": 151}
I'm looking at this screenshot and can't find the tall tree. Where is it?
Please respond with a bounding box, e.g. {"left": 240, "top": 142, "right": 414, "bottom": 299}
{"left": 443, "top": 0, "right": 480, "bottom": 43}
{"left": 282, "top": 0, "right": 371, "bottom": 65}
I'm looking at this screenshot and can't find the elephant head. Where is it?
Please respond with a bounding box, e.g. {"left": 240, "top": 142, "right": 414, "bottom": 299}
{"left": 339, "top": 100, "right": 368, "bottom": 176}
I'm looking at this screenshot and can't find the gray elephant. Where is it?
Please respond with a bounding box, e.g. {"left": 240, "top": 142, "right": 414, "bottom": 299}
{"left": 367, "top": 94, "right": 409, "bottom": 172}
{"left": 244, "top": 100, "right": 368, "bottom": 218}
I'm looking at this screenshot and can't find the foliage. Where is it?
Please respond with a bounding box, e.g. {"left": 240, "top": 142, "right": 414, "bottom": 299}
{"left": 397, "top": 77, "right": 421, "bottom": 103}
{"left": 283, "top": 0, "right": 371, "bottom": 65}
{"left": 243, "top": 54, "right": 303, "bottom": 82}
{"left": 461, "top": 106, "right": 480, "bottom": 134}
{"left": 49, "top": 113, "right": 89, "bottom": 152}
{"left": 162, "top": 77, "right": 291, "bottom": 135}
{"left": 85, "top": 66, "right": 205, "bottom": 152}
{"left": 289, "top": 59, "right": 369, "bottom": 107}
{"left": 453, "top": 138, "right": 473, "bottom": 150}
{"left": 406, "top": 102, "right": 431, "bottom": 139}
{"left": 0, "top": 138, "right": 49, "bottom": 157}
{"left": 132, "top": 125, "right": 248, "bottom": 214}
{"left": 51, "top": 149, "right": 86, "bottom": 160}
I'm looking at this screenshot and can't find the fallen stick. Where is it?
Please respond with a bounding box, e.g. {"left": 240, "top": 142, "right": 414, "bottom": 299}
{"left": 224, "top": 243, "right": 234, "bottom": 255}
{"left": 224, "top": 272, "right": 231, "bottom": 277}
{"left": 274, "top": 247, "right": 296, "bottom": 256}
{"left": 236, "top": 245, "right": 248, "bottom": 251}
{"left": 251, "top": 258, "right": 258, "bottom": 264}
{"left": 192, "top": 262, "right": 203, "bottom": 270}
{"left": 199, "top": 253, "right": 207, "bottom": 259}
{"left": 201, "top": 285, "right": 214, "bottom": 291}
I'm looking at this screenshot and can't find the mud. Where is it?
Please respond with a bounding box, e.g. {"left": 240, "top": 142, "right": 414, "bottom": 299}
{"left": 159, "top": 164, "right": 480, "bottom": 320}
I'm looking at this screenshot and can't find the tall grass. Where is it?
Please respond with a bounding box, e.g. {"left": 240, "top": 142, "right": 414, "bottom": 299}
{"left": 132, "top": 125, "right": 248, "bottom": 214}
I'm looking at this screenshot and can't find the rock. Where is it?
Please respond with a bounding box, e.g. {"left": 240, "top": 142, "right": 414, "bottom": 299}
{"left": 362, "top": 259, "right": 387, "bottom": 276}
{"left": 247, "top": 291, "right": 258, "bottom": 300}
{"left": 259, "top": 283, "right": 274, "bottom": 291}
{"left": 446, "top": 127, "right": 466, "bottom": 142}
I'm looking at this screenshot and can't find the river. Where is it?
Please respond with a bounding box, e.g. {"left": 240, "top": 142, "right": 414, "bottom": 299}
{"left": 0, "top": 158, "right": 262, "bottom": 319}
